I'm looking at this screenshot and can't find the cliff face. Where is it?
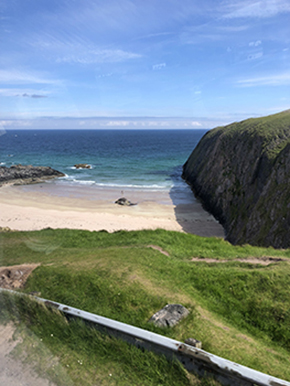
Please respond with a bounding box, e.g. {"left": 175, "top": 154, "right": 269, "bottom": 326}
{"left": 182, "top": 110, "right": 290, "bottom": 249}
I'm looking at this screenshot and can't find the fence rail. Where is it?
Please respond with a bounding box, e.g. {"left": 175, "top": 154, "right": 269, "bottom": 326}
{"left": 1, "top": 288, "right": 289, "bottom": 386}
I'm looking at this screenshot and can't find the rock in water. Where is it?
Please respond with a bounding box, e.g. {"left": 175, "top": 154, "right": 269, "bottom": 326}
{"left": 149, "top": 304, "right": 189, "bottom": 327}
{"left": 74, "top": 163, "right": 91, "bottom": 169}
{"left": 182, "top": 109, "right": 290, "bottom": 249}
{"left": 115, "top": 197, "right": 137, "bottom": 206}
{"left": 0, "top": 165, "right": 65, "bottom": 187}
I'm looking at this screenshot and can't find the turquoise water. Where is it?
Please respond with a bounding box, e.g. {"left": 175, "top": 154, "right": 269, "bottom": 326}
{"left": 1, "top": 129, "right": 206, "bottom": 193}
{"left": 1, "top": 128, "right": 225, "bottom": 236}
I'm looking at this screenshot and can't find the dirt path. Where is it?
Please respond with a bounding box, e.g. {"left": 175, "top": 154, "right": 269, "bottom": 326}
{"left": 0, "top": 264, "right": 65, "bottom": 385}
{"left": 145, "top": 246, "right": 288, "bottom": 266}
{"left": 147, "top": 244, "right": 170, "bottom": 256}
{"left": 0, "top": 323, "right": 58, "bottom": 386}
{"left": 191, "top": 256, "right": 287, "bottom": 265}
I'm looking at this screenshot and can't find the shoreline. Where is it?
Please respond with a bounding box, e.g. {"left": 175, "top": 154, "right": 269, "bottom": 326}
{"left": 0, "top": 182, "right": 225, "bottom": 237}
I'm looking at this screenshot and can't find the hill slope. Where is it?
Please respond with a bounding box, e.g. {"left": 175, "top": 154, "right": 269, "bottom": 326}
{"left": 182, "top": 110, "right": 290, "bottom": 248}
{"left": 1, "top": 228, "right": 290, "bottom": 383}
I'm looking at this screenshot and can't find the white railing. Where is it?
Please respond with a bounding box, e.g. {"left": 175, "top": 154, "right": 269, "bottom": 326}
{"left": 1, "top": 288, "right": 289, "bottom": 386}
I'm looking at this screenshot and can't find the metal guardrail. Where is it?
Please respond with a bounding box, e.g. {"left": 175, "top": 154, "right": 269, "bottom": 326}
{"left": 1, "top": 288, "right": 290, "bottom": 386}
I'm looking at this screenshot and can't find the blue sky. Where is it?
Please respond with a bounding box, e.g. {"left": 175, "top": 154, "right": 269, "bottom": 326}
{"left": 0, "top": 0, "right": 290, "bottom": 129}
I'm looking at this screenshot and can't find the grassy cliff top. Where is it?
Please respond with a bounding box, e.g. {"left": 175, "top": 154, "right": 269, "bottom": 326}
{"left": 210, "top": 109, "right": 290, "bottom": 137}
{"left": 206, "top": 109, "right": 290, "bottom": 159}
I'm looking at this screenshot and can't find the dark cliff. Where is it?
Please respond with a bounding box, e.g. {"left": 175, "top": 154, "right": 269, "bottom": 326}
{"left": 182, "top": 110, "right": 290, "bottom": 249}
{"left": 0, "top": 164, "right": 65, "bottom": 187}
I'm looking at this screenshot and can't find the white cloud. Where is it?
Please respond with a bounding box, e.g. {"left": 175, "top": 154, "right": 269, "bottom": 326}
{"left": 0, "top": 88, "right": 24, "bottom": 97}
{"left": 0, "top": 117, "right": 206, "bottom": 130}
{"left": 27, "top": 32, "right": 142, "bottom": 65}
{"left": 0, "top": 120, "right": 32, "bottom": 128}
{"left": 0, "top": 120, "right": 13, "bottom": 129}
{"left": 96, "top": 73, "right": 113, "bottom": 79}
{"left": 222, "top": 0, "right": 290, "bottom": 19}
{"left": 105, "top": 121, "right": 131, "bottom": 126}
{"left": 0, "top": 70, "right": 62, "bottom": 86}
{"left": 247, "top": 52, "right": 263, "bottom": 60}
{"left": 191, "top": 121, "right": 202, "bottom": 127}
{"left": 236, "top": 72, "right": 290, "bottom": 87}
{"left": 21, "top": 93, "right": 48, "bottom": 98}
{"left": 0, "top": 88, "right": 49, "bottom": 98}
{"left": 217, "top": 25, "right": 249, "bottom": 32}
{"left": 152, "top": 63, "right": 166, "bottom": 71}
{"left": 180, "top": 30, "right": 223, "bottom": 45}
{"left": 249, "top": 40, "right": 262, "bottom": 47}
{"left": 56, "top": 49, "right": 142, "bottom": 64}
{"left": 180, "top": 23, "right": 250, "bottom": 46}
{"left": 134, "top": 32, "right": 174, "bottom": 42}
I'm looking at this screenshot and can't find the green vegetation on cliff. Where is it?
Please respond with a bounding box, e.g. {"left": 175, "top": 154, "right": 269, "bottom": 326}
{"left": 182, "top": 109, "right": 290, "bottom": 248}
{"left": 1, "top": 228, "right": 290, "bottom": 384}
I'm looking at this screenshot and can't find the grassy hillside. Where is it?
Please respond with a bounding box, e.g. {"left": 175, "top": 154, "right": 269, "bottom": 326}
{"left": 207, "top": 109, "right": 290, "bottom": 163}
{"left": 1, "top": 228, "right": 290, "bottom": 384}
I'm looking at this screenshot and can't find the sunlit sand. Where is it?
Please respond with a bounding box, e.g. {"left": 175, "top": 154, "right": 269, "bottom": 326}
{"left": 0, "top": 183, "right": 224, "bottom": 237}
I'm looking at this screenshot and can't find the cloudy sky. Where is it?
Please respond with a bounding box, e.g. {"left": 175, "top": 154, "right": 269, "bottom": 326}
{"left": 0, "top": 0, "right": 289, "bottom": 129}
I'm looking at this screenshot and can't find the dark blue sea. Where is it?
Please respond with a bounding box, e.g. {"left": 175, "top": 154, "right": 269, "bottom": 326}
{"left": 0, "top": 129, "right": 206, "bottom": 196}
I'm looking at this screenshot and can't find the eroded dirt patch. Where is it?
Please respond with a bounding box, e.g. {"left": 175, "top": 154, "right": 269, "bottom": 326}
{"left": 191, "top": 257, "right": 287, "bottom": 266}
{"left": 0, "top": 264, "right": 40, "bottom": 290}
{"left": 147, "top": 245, "right": 170, "bottom": 256}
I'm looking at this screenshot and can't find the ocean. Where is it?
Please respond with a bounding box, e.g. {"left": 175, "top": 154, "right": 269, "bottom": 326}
{"left": 0, "top": 129, "right": 207, "bottom": 204}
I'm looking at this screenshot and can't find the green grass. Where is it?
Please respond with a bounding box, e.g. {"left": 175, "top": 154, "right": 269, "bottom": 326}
{"left": 1, "top": 292, "right": 205, "bottom": 386}
{"left": 2, "top": 228, "right": 290, "bottom": 263}
{"left": 1, "top": 228, "right": 290, "bottom": 383}
{"left": 207, "top": 109, "right": 290, "bottom": 159}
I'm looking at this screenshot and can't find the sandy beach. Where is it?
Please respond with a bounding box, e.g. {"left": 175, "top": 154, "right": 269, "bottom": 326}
{"left": 0, "top": 182, "right": 224, "bottom": 238}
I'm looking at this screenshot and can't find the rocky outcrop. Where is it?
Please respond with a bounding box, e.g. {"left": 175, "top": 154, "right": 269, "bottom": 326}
{"left": 182, "top": 110, "right": 290, "bottom": 249}
{"left": 149, "top": 304, "right": 189, "bottom": 327}
{"left": 0, "top": 164, "right": 65, "bottom": 187}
